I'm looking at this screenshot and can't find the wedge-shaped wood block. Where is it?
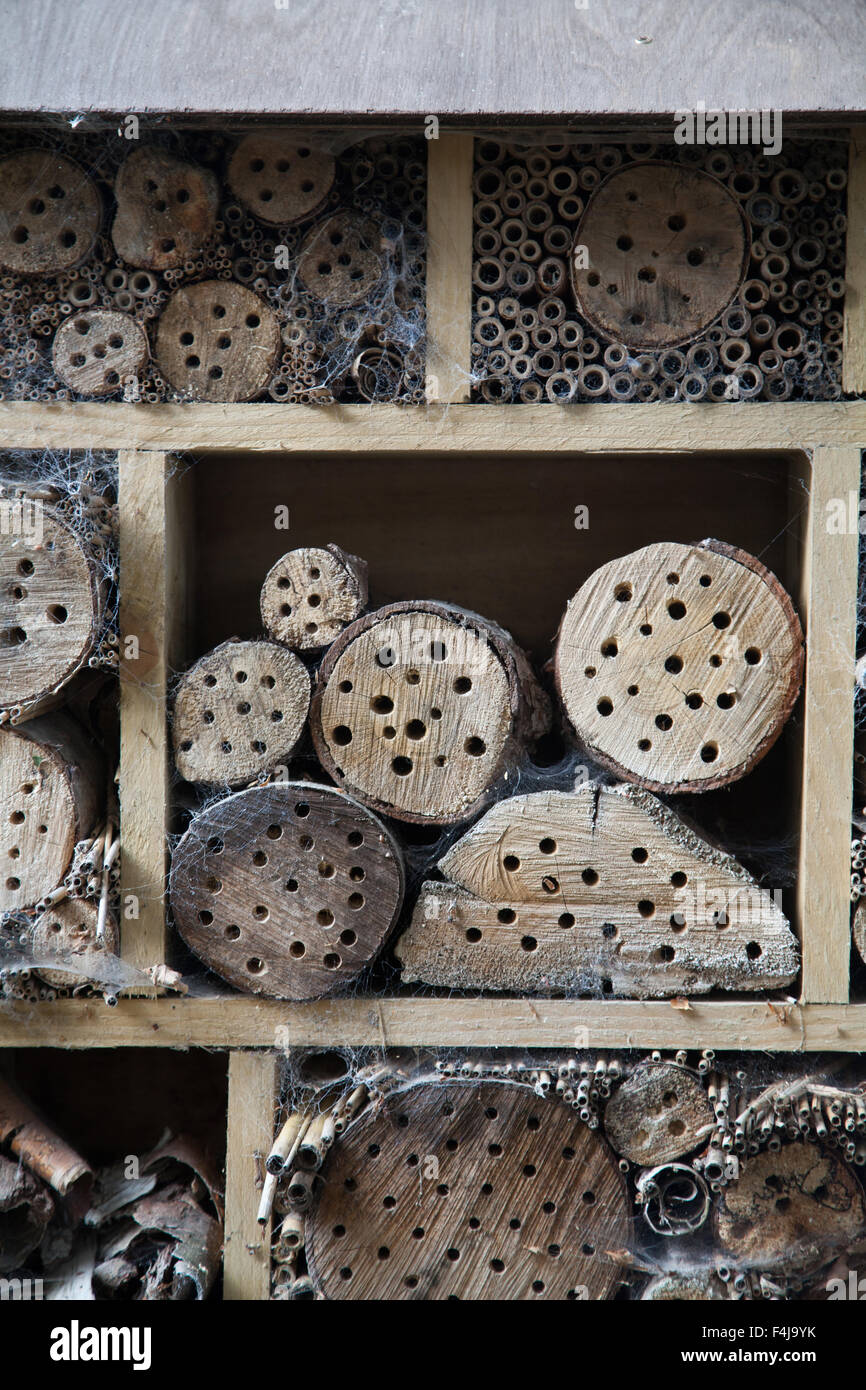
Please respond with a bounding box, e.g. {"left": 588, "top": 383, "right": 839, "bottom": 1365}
{"left": 170, "top": 781, "right": 404, "bottom": 999}
{"left": 396, "top": 784, "right": 799, "bottom": 996}
{"left": 306, "top": 1079, "right": 629, "bottom": 1300}
{"left": 555, "top": 539, "right": 804, "bottom": 794}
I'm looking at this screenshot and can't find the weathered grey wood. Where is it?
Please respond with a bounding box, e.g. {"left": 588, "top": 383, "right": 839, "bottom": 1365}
{"left": 1, "top": 0, "right": 863, "bottom": 118}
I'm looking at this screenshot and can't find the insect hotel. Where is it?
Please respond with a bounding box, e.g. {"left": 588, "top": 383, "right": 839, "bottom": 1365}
{"left": 0, "top": 0, "right": 864, "bottom": 1309}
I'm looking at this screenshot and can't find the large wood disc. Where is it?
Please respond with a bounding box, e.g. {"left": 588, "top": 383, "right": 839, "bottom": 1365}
{"left": 311, "top": 601, "right": 548, "bottom": 824}
{"left": 156, "top": 280, "right": 279, "bottom": 401}
{"left": 172, "top": 639, "right": 310, "bottom": 787}
{"left": 0, "top": 152, "right": 101, "bottom": 274}
{"left": 227, "top": 134, "right": 335, "bottom": 226}
{"left": 52, "top": 309, "right": 149, "bottom": 397}
{"left": 572, "top": 163, "right": 748, "bottom": 349}
{"left": 260, "top": 545, "right": 368, "bottom": 652}
{"left": 716, "top": 1143, "right": 866, "bottom": 1275}
{"left": 0, "top": 717, "right": 100, "bottom": 914}
{"left": 112, "top": 147, "right": 219, "bottom": 270}
{"left": 0, "top": 507, "right": 101, "bottom": 722}
{"left": 603, "top": 1063, "right": 712, "bottom": 1164}
{"left": 169, "top": 781, "right": 405, "bottom": 999}
{"left": 297, "top": 213, "right": 383, "bottom": 307}
{"left": 555, "top": 540, "right": 804, "bottom": 793}
{"left": 32, "top": 897, "right": 119, "bottom": 991}
{"left": 306, "top": 1080, "right": 629, "bottom": 1300}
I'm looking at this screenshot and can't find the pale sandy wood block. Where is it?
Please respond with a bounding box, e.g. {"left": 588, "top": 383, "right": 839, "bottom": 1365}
{"left": 843, "top": 126, "right": 866, "bottom": 394}
{"left": 797, "top": 446, "right": 861, "bottom": 1003}
{"left": 118, "top": 449, "right": 188, "bottom": 972}
{"left": 224, "top": 1051, "right": 278, "bottom": 1301}
{"left": 426, "top": 133, "right": 474, "bottom": 403}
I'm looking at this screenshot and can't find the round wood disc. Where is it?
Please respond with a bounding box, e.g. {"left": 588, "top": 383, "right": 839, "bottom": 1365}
{"left": 298, "top": 213, "right": 383, "bottom": 307}
{"left": 112, "top": 147, "right": 219, "bottom": 270}
{"left": 0, "top": 507, "right": 100, "bottom": 719}
{"left": 227, "top": 134, "right": 335, "bottom": 226}
{"left": 716, "top": 1142, "right": 866, "bottom": 1275}
{"left": 0, "top": 151, "right": 101, "bottom": 274}
{"left": 311, "top": 604, "right": 514, "bottom": 823}
{"left": 52, "top": 309, "right": 149, "bottom": 397}
{"left": 260, "top": 545, "right": 368, "bottom": 651}
{"left": 32, "top": 898, "right": 119, "bottom": 990}
{"left": 156, "top": 280, "right": 279, "bottom": 401}
{"left": 555, "top": 540, "right": 804, "bottom": 793}
{"left": 572, "top": 163, "right": 748, "bottom": 349}
{"left": 172, "top": 639, "right": 310, "bottom": 787}
{"left": 0, "top": 727, "right": 79, "bottom": 913}
{"left": 169, "top": 781, "right": 405, "bottom": 1000}
{"left": 306, "top": 1080, "right": 629, "bottom": 1300}
{"left": 603, "top": 1063, "right": 713, "bottom": 1164}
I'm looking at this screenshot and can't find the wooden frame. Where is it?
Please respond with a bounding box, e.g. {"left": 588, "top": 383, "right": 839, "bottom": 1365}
{"left": 0, "top": 122, "right": 864, "bottom": 1302}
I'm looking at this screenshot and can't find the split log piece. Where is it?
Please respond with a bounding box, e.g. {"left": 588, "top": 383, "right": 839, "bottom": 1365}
{"left": 0, "top": 1152, "right": 54, "bottom": 1273}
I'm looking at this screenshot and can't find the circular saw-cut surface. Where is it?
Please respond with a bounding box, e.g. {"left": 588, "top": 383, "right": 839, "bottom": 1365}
{"left": 52, "top": 309, "right": 148, "bottom": 397}
{"left": 572, "top": 163, "right": 747, "bottom": 349}
{"left": 0, "top": 152, "right": 100, "bottom": 273}
{"left": 307, "top": 1080, "right": 629, "bottom": 1300}
{"left": 261, "top": 546, "right": 367, "bottom": 652}
{"left": 228, "top": 135, "right": 335, "bottom": 226}
{"left": 156, "top": 280, "right": 279, "bottom": 401}
{"left": 169, "top": 782, "right": 404, "bottom": 1000}
{"left": 555, "top": 539, "right": 804, "bottom": 793}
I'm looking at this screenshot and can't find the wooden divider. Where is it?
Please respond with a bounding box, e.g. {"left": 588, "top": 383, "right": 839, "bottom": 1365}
{"left": 224, "top": 1051, "right": 279, "bottom": 1300}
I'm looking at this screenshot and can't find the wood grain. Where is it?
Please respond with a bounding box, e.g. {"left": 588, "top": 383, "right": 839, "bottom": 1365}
{"left": 1, "top": 0, "right": 862, "bottom": 116}
{"left": 156, "top": 282, "right": 279, "bottom": 402}
{"left": 426, "top": 133, "right": 473, "bottom": 403}
{"left": 260, "top": 544, "right": 368, "bottom": 651}
{"left": 224, "top": 1051, "right": 277, "bottom": 1301}
{"left": 307, "top": 1079, "right": 629, "bottom": 1300}
{"left": 603, "top": 1061, "right": 713, "bottom": 1164}
{"left": 52, "top": 309, "right": 149, "bottom": 398}
{"left": 843, "top": 126, "right": 866, "bottom": 394}
{"left": 112, "top": 147, "right": 219, "bottom": 271}
{"left": 0, "top": 151, "right": 99, "bottom": 273}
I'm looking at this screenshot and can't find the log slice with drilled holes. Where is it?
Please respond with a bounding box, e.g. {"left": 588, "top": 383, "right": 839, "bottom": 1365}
{"left": 156, "top": 280, "right": 279, "bottom": 401}
{"left": 112, "top": 147, "right": 219, "bottom": 271}
{"left": 260, "top": 545, "right": 368, "bottom": 652}
{"left": 227, "top": 134, "right": 335, "bottom": 226}
{"left": 0, "top": 152, "right": 100, "bottom": 274}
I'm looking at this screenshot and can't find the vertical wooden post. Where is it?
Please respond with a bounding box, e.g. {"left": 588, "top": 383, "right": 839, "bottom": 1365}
{"left": 224, "top": 1051, "right": 279, "bottom": 1301}
{"left": 797, "top": 446, "right": 860, "bottom": 1002}
{"left": 843, "top": 126, "right": 866, "bottom": 394}
{"left": 118, "top": 450, "right": 188, "bottom": 971}
{"left": 426, "top": 132, "right": 474, "bottom": 403}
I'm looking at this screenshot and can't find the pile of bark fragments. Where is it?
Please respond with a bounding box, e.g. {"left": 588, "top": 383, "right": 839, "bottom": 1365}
{"left": 169, "top": 537, "right": 805, "bottom": 1001}
{"left": 0, "top": 1075, "right": 222, "bottom": 1299}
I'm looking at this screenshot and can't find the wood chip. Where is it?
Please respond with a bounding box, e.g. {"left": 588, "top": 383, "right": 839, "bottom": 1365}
{"left": 156, "top": 280, "right": 279, "bottom": 401}
{"left": 52, "top": 308, "right": 148, "bottom": 397}
{"left": 716, "top": 1142, "right": 866, "bottom": 1274}
{"left": 172, "top": 639, "right": 310, "bottom": 786}
{"left": 555, "top": 539, "right": 804, "bottom": 793}
{"left": 112, "top": 147, "right": 219, "bottom": 270}
{"left": 306, "top": 1080, "right": 629, "bottom": 1300}
{"left": 169, "top": 781, "right": 405, "bottom": 1000}
{"left": 260, "top": 544, "right": 368, "bottom": 651}
{"left": 395, "top": 783, "right": 799, "bottom": 995}
{"left": 0, "top": 504, "right": 103, "bottom": 721}
{"left": 603, "top": 1062, "right": 713, "bottom": 1164}
{"left": 298, "top": 212, "right": 383, "bottom": 306}
{"left": 573, "top": 162, "right": 747, "bottom": 348}
{"left": 310, "top": 600, "right": 550, "bottom": 824}
{"left": 227, "top": 134, "right": 335, "bottom": 226}
{"left": 0, "top": 151, "right": 100, "bottom": 273}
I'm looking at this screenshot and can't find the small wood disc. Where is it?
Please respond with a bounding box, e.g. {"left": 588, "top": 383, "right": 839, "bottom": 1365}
{"left": 0, "top": 151, "right": 100, "bottom": 274}
{"left": 156, "top": 280, "right": 279, "bottom": 401}
{"left": 260, "top": 545, "right": 368, "bottom": 651}
{"left": 0, "top": 726, "right": 85, "bottom": 913}
{"left": 312, "top": 602, "right": 531, "bottom": 824}
{"left": 306, "top": 1080, "right": 629, "bottom": 1300}
{"left": 32, "top": 898, "right": 119, "bottom": 990}
{"left": 603, "top": 1063, "right": 712, "bottom": 1164}
{"left": 172, "top": 639, "right": 310, "bottom": 786}
{"left": 112, "top": 147, "right": 219, "bottom": 270}
{"left": 298, "top": 213, "right": 383, "bottom": 307}
{"left": 227, "top": 134, "right": 335, "bottom": 226}
{"left": 0, "top": 507, "right": 101, "bottom": 721}
{"left": 572, "top": 163, "right": 748, "bottom": 349}
{"left": 717, "top": 1142, "right": 866, "bottom": 1275}
{"left": 169, "top": 781, "right": 405, "bottom": 999}
{"left": 555, "top": 540, "right": 804, "bottom": 793}
{"left": 52, "top": 309, "right": 148, "bottom": 397}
